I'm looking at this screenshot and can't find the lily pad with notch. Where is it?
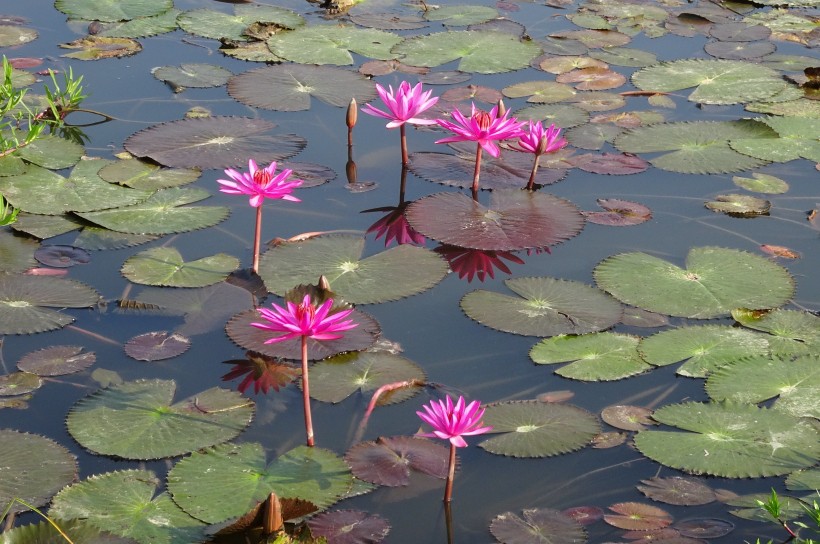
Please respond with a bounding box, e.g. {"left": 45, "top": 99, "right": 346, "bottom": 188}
{"left": 345, "top": 436, "right": 449, "bottom": 486}
{"left": 729, "top": 116, "right": 820, "bottom": 164}
{"left": 121, "top": 246, "right": 239, "bottom": 288}
{"left": 0, "top": 519, "right": 137, "bottom": 544}
{"left": 307, "top": 510, "right": 390, "bottom": 544}
{"left": 96, "top": 7, "right": 181, "bottom": 39}
{"left": 603, "top": 502, "right": 672, "bottom": 531}
{"left": 167, "top": 443, "right": 353, "bottom": 524}
{"left": 530, "top": 332, "right": 651, "bottom": 381}
{"left": 478, "top": 400, "right": 600, "bottom": 458}
{"left": 124, "top": 331, "right": 191, "bottom": 361}
{"left": 34, "top": 245, "right": 90, "bottom": 268}
{"left": 267, "top": 25, "right": 402, "bottom": 65}
{"left": 152, "top": 63, "right": 232, "bottom": 91}
{"left": 60, "top": 36, "right": 142, "bottom": 60}
{"left": 600, "top": 405, "right": 655, "bottom": 432}
{"left": 17, "top": 345, "right": 95, "bottom": 376}
{"left": 582, "top": 198, "right": 651, "bottom": 225}
{"left": 54, "top": 0, "right": 172, "bottom": 22}
{"left": 706, "top": 193, "right": 771, "bottom": 216}
{"left": 258, "top": 234, "right": 447, "bottom": 304}
{"left": 461, "top": 276, "right": 622, "bottom": 337}
{"left": 571, "top": 154, "right": 649, "bottom": 176}
{"left": 98, "top": 159, "right": 200, "bottom": 191}
{"left": 176, "top": 5, "right": 305, "bottom": 42}
{"left": 228, "top": 64, "right": 376, "bottom": 112}
{"left": 0, "top": 275, "right": 101, "bottom": 335}
{"left": 309, "top": 351, "right": 425, "bottom": 404}
{"left": 406, "top": 190, "right": 585, "bottom": 251}
{"left": 66, "top": 379, "right": 254, "bottom": 459}
{"left": 123, "top": 116, "right": 305, "bottom": 170}
{"left": 732, "top": 172, "right": 788, "bottom": 194}
{"left": 731, "top": 308, "right": 820, "bottom": 355}
{"left": 490, "top": 508, "right": 586, "bottom": 544}
{"left": 14, "top": 134, "right": 84, "bottom": 170}
{"left": 593, "top": 246, "right": 795, "bottom": 319}
{"left": 0, "top": 372, "right": 42, "bottom": 396}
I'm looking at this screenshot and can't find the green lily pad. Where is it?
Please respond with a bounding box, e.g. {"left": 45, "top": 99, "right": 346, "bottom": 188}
{"left": 0, "top": 161, "right": 153, "bottom": 215}
{"left": 49, "top": 469, "right": 205, "bottom": 544}
{"left": 309, "top": 351, "right": 425, "bottom": 404}
{"left": 73, "top": 227, "right": 159, "bottom": 251}
{"left": 228, "top": 64, "right": 377, "bottom": 112}
{"left": 706, "top": 354, "right": 820, "bottom": 419}
{"left": 0, "top": 275, "right": 101, "bottom": 335}
{"left": 0, "top": 372, "right": 42, "bottom": 396}
{"left": 732, "top": 308, "right": 820, "bottom": 355}
{"left": 259, "top": 234, "right": 447, "bottom": 304}
{"left": 167, "top": 443, "right": 353, "bottom": 524}
{"left": 530, "top": 332, "right": 650, "bottom": 381}
{"left": 152, "top": 63, "right": 232, "bottom": 91}
{"left": 177, "top": 5, "right": 304, "bottom": 42}
{"left": 732, "top": 172, "right": 789, "bottom": 194}
{"left": 727, "top": 492, "right": 811, "bottom": 522}
{"left": 613, "top": 120, "right": 774, "bottom": 174}
{"left": 0, "top": 429, "right": 77, "bottom": 515}
{"left": 502, "top": 81, "right": 577, "bottom": 104}
{"left": 637, "top": 476, "right": 716, "bottom": 506}
{"left": 0, "top": 519, "right": 138, "bottom": 544}
{"left": 746, "top": 98, "right": 820, "bottom": 118}
{"left": 66, "top": 379, "right": 254, "bottom": 459}
{"left": 730, "top": 117, "right": 820, "bottom": 163}
{"left": 392, "top": 30, "right": 541, "bottom": 74}
{"left": 267, "top": 25, "right": 401, "bottom": 65}
{"left": 632, "top": 59, "right": 787, "bottom": 104}
{"left": 634, "top": 401, "right": 820, "bottom": 477}
{"left": 97, "top": 160, "right": 200, "bottom": 191}
{"left": 10, "top": 213, "right": 84, "bottom": 240}
{"left": 478, "top": 400, "right": 600, "bottom": 458}
{"left": 121, "top": 247, "right": 239, "bottom": 288}
{"left": 705, "top": 193, "right": 771, "bottom": 216}
{"left": 0, "top": 230, "right": 38, "bottom": 273}
{"left": 54, "top": 0, "right": 171, "bottom": 21}
{"left": 76, "top": 187, "right": 229, "bottom": 235}
{"left": 589, "top": 47, "right": 657, "bottom": 67}
{"left": 97, "top": 7, "right": 181, "bottom": 39}
{"left": 593, "top": 247, "right": 795, "bottom": 319}
{"left": 425, "top": 5, "right": 498, "bottom": 26}
{"left": 638, "top": 325, "right": 771, "bottom": 378}
{"left": 14, "top": 135, "right": 84, "bottom": 170}
{"left": 513, "top": 104, "right": 590, "bottom": 128}
{"left": 461, "top": 277, "right": 622, "bottom": 337}
{"left": 0, "top": 26, "right": 37, "bottom": 48}
{"left": 786, "top": 468, "right": 820, "bottom": 492}
{"left": 60, "top": 36, "right": 142, "bottom": 60}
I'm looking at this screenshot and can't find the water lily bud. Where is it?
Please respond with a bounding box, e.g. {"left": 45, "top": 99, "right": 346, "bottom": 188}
{"left": 347, "top": 97, "right": 357, "bottom": 129}
{"left": 496, "top": 98, "right": 506, "bottom": 118}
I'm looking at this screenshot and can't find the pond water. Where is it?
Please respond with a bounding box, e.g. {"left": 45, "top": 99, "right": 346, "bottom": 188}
{"left": 1, "top": 0, "right": 819, "bottom": 543}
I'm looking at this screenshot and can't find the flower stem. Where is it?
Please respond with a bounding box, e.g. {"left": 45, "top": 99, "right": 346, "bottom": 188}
{"left": 301, "top": 335, "right": 315, "bottom": 447}
{"left": 252, "top": 205, "right": 262, "bottom": 274}
{"left": 400, "top": 124, "right": 409, "bottom": 165}
{"left": 444, "top": 442, "right": 456, "bottom": 502}
{"left": 472, "top": 143, "right": 482, "bottom": 195}
{"left": 527, "top": 154, "right": 541, "bottom": 191}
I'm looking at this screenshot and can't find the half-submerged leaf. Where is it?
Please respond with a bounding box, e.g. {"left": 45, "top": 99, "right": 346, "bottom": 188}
{"left": 0, "top": 276, "right": 101, "bottom": 334}
{"left": 66, "top": 379, "right": 254, "bottom": 459}
{"left": 530, "top": 332, "right": 650, "bottom": 381}
{"left": 345, "top": 436, "right": 448, "bottom": 486}
{"left": 121, "top": 247, "right": 239, "bottom": 287}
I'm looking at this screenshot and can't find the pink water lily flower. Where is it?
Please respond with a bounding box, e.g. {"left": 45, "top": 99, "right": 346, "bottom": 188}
{"left": 252, "top": 295, "right": 357, "bottom": 344}
{"left": 514, "top": 121, "right": 568, "bottom": 155}
{"left": 417, "top": 395, "right": 492, "bottom": 448}
{"left": 361, "top": 81, "right": 439, "bottom": 129}
{"left": 435, "top": 103, "right": 526, "bottom": 159}
{"left": 217, "top": 159, "right": 303, "bottom": 208}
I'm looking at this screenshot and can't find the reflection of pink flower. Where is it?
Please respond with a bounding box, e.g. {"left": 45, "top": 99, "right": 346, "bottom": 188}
{"left": 221, "top": 352, "right": 299, "bottom": 394}
{"left": 435, "top": 245, "right": 524, "bottom": 282}
{"left": 366, "top": 206, "right": 426, "bottom": 246}
{"left": 361, "top": 81, "right": 439, "bottom": 128}
{"left": 251, "top": 295, "right": 357, "bottom": 344}
{"left": 217, "top": 160, "right": 303, "bottom": 208}
{"left": 514, "top": 121, "right": 567, "bottom": 155}
{"left": 417, "top": 395, "right": 492, "bottom": 448}
{"left": 435, "top": 103, "right": 525, "bottom": 158}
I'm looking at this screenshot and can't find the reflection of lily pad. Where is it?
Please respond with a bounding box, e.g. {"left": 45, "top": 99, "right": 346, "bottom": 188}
{"left": 66, "top": 379, "right": 254, "bottom": 459}
{"left": 121, "top": 247, "right": 239, "bottom": 287}
{"left": 634, "top": 401, "right": 820, "bottom": 477}
{"left": 0, "top": 275, "right": 102, "bottom": 335}
{"left": 168, "top": 443, "right": 353, "bottom": 523}
{"left": 345, "top": 436, "right": 448, "bottom": 486}
{"left": 259, "top": 234, "right": 447, "bottom": 304}
{"left": 267, "top": 25, "right": 401, "bottom": 65}
{"left": 309, "top": 351, "right": 425, "bottom": 404}
{"left": 478, "top": 400, "right": 600, "bottom": 458}
{"left": 461, "top": 277, "right": 622, "bottom": 337}
{"left": 490, "top": 508, "right": 586, "bottom": 544}
{"left": 593, "top": 247, "right": 795, "bottom": 319}
{"left": 406, "top": 190, "right": 585, "bottom": 251}
{"left": 530, "top": 332, "right": 650, "bottom": 381}
{"left": 123, "top": 116, "right": 306, "bottom": 170}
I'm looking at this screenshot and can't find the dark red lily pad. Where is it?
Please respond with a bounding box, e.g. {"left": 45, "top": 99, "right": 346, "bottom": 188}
{"left": 604, "top": 502, "right": 673, "bottom": 531}
{"left": 124, "top": 116, "right": 305, "bottom": 170}
{"left": 674, "top": 517, "right": 734, "bottom": 538}
{"left": 17, "top": 345, "right": 96, "bottom": 376}
{"left": 345, "top": 436, "right": 449, "bottom": 487}
{"left": 490, "top": 508, "right": 586, "bottom": 544}
{"left": 637, "top": 477, "right": 716, "bottom": 506}
{"left": 570, "top": 153, "right": 649, "bottom": 175}
{"left": 600, "top": 405, "right": 655, "bottom": 431}
{"left": 124, "top": 331, "right": 191, "bottom": 361}
{"left": 34, "top": 245, "right": 91, "bottom": 268}
{"left": 225, "top": 308, "right": 380, "bottom": 361}
{"left": 583, "top": 198, "right": 652, "bottom": 226}
{"left": 561, "top": 506, "right": 604, "bottom": 526}
{"left": 307, "top": 510, "right": 390, "bottom": 544}
{"left": 405, "top": 190, "right": 585, "bottom": 251}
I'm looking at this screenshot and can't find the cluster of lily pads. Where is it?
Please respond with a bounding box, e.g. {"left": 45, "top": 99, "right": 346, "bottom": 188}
{"left": 1, "top": 0, "right": 820, "bottom": 542}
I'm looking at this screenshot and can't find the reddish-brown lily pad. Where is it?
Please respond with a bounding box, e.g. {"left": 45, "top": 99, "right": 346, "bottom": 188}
{"left": 637, "top": 477, "right": 717, "bottom": 506}
{"left": 307, "top": 510, "right": 390, "bottom": 544}
{"left": 490, "top": 508, "right": 586, "bottom": 544}
{"left": 345, "top": 436, "right": 449, "bottom": 487}
{"left": 17, "top": 345, "right": 96, "bottom": 376}
{"left": 556, "top": 67, "right": 627, "bottom": 91}
{"left": 583, "top": 198, "right": 652, "bottom": 226}
{"left": 600, "top": 405, "right": 655, "bottom": 431}
{"left": 405, "top": 190, "right": 585, "bottom": 251}
{"left": 124, "top": 331, "right": 191, "bottom": 361}
{"left": 561, "top": 506, "right": 604, "bottom": 526}
{"left": 604, "top": 502, "right": 673, "bottom": 531}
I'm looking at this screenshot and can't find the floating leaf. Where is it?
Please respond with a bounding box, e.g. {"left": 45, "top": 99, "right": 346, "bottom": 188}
{"left": 54, "top": 0, "right": 172, "bottom": 22}
{"left": 17, "top": 345, "right": 95, "bottom": 376}
{"left": 309, "top": 351, "right": 425, "bottom": 404}
{"left": 307, "top": 510, "right": 390, "bottom": 544}
{"left": 392, "top": 30, "right": 541, "bottom": 74}
{"left": 97, "top": 7, "right": 181, "bottom": 39}
{"left": 0, "top": 430, "right": 77, "bottom": 515}
{"left": 513, "top": 104, "right": 589, "bottom": 128}
{"left": 564, "top": 123, "right": 623, "bottom": 151}
{"left": 583, "top": 198, "right": 651, "bottom": 225}
{"left": 732, "top": 308, "right": 820, "bottom": 355}
{"left": 66, "top": 379, "right": 254, "bottom": 459}
{"left": 589, "top": 47, "right": 657, "bottom": 67}
{"left": 124, "top": 331, "right": 191, "bottom": 361}
{"left": 152, "top": 63, "right": 232, "bottom": 91}
{"left": 0, "top": 372, "right": 42, "bottom": 396}
{"left": 730, "top": 117, "right": 820, "bottom": 164}
{"left": 425, "top": 5, "right": 497, "bottom": 25}
{"left": 637, "top": 477, "right": 716, "bottom": 506}
{"left": 0, "top": 519, "right": 137, "bottom": 544}
{"left": 556, "top": 67, "right": 626, "bottom": 91}
{"left": 0, "top": 275, "right": 101, "bottom": 334}
{"left": 76, "top": 187, "right": 229, "bottom": 235}
{"left": 168, "top": 443, "right": 353, "bottom": 524}
{"left": 634, "top": 401, "right": 820, "bottom": 477}
{"left": 14, "top": 134, "right": 84, "bottom": 170}
{"left": 34, "top": 245, "right": 90, "bottom": 268}
{"left": 461, "top": 277, "right": 622, "bottom": 337}
{"left": 345, "top": 436, "right": 448, "bottom": 486}
{"left": 704, "top": 40, "right": 776, "bottom": 60}
{"left": 123, "top": 116, "right": 305, "bottom": 170}
{"left": 349, "top": 13, "right": 427, "bottom": 31}
{"left": 786, "top": 468, "right": 820, "bottom": 492}
{"left": 593, "top": 247, "right": 795, "bottom": 319}
{"left": 638, "top": 325, "right": 771, "bottom": 378}
{"left": 490, "top": 508, "right": 586, "bottom": 544}
{"left": 259, "top": 234, "right": 447, "bottom": 304}
{"left": 530, "top": 332, "right": 650, "bottom": 381}
{"left": 501, "top": 80, "right": 576, "bottom": 103}
{"left": 705, "top": 354, "right": 820, "bottom": 419}
{"left": 121, "top": 247, "right": 239, "bottom": 287}
{"left": 674, "top": 518, "right": 734, "bottom": 539}
{"left": 267, "top": 25, "right": 401, "bottom": 65}
{"left": 572, "top": 154, "right": 649, "bottom": 176}
{"left": 73, "top": 227, "right": 159, "bottom": 251}
{"left": 552, "top": 29, "right": 631, "bottom": 48}
{"left": 49, "top": 469, "right": 205, "bottom": 544}
{"left": 229, "top": 64, "right": 376, "bottom": 113}
{"left": 176, "top": 5, "right": 304, "bottom": 41}
{"left": 478, "top": 400, "right": 600, "bottom": 458}
{"left": 98, "top": 160, "right": 199, "bottom": 191}
{"left": 760, "top": 244, "right": 800, "bottom": 260}
{"left": 732, "top": 172, "right": 789, "bottom": 194}
{"left": 604, "top": 502, "right": 672, "bottom": 531}
{"left": 0, "top": 25, "right": 37, "bottom": 47}
{"left": 406, "top": 190, "right": 585, "bottom": 251}
{"left": 0, "top": 230, "right": 38, "bottom": 273}
{"left": 705, "top": 193, "right": 771, "bottom": 216}
{"left": 60, "top": 36, "right": 142, "bottom": 60}
{"left": 600, "top": 405, "right": 654, "bottom": 432}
